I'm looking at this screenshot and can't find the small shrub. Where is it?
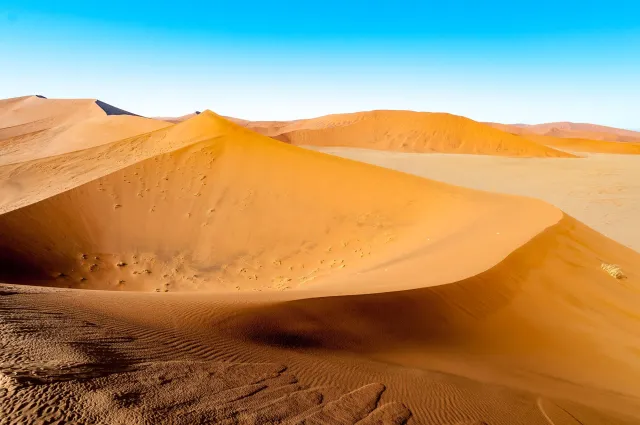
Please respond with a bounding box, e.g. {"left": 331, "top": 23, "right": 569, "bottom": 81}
{"left": 601, "top": 263, "right": 626, "bottom": 279}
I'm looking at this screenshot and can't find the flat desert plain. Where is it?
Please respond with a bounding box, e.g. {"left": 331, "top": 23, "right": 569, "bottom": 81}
{"left": 2, "top": 96, "right": 640, "bottom": 425}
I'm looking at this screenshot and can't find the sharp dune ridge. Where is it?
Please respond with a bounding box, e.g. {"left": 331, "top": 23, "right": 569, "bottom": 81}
{"left": 1, "top": 96, "right": 640, "bottom": 424}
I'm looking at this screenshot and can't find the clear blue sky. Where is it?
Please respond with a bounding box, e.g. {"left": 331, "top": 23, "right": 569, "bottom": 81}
{"left": 1, "top": 1, "right": 639, "bottom": 127}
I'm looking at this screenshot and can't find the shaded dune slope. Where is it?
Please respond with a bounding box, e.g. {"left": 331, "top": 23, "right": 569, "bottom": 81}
{"left": 226, "top": 215, "right": 640, "bottom": 416}
{"left": 270, "top": 110, "right": 575, "bottom": 157}
{"left": 94, "top": 99, "right": 139, "bottom": 116}
{"left": 0, "top": 112, "right": 559, "bottom": 292}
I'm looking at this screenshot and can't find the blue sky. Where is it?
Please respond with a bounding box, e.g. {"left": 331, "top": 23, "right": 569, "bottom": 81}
{"left": 1, "top": 1, "right": 639, "bottom": 127}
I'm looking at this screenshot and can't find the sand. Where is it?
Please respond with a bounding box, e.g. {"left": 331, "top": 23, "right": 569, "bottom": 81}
{"left": 203, "top": 111, "right": 640, "bottom": 156}
{"left": 267, "top": 110, "right": 575, "bottom": 157}
{"left": 2, "top": 100, "right": 640, "bottom": 424}
{"left": 528, "top": 135, "right": 640, "bottom": 154}
{"left": 486, "top": 121, "right": 640, "bottom": 143}
{"left": 308, "top": 147, "right": 640, "bottom": 253}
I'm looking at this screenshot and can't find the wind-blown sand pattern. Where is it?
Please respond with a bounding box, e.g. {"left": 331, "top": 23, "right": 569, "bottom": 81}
{"left": 2, "top": 98, "right": 640, "bottom": 424}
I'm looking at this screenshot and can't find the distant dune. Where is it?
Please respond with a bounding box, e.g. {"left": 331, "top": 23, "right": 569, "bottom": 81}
{"left": 0, "top": 115, "right": 170, "bottom": 166}
{"left": 266, "top": 110, "right": 576, "bottom": 157}
{"left": 2, "top": 97, "right": 640, "bottom": 424}
{"left": 486, "top": 121, "right": 640, "bottom": 143}
{"left": 0, "top": 95, "right": 157, "bottom": 142}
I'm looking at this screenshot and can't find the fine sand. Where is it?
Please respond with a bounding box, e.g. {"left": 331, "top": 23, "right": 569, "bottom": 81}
{"left": 2, "top": 100, "right": 640, "bottom": 425}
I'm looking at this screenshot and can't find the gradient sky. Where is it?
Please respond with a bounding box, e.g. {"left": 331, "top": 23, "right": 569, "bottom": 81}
{"left": 1, "top": 1, "right": 639, "bottom": 127}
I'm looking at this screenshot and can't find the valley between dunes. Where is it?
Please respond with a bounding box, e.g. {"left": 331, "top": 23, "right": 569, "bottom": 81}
{"left": 2, "top": 96, "right": 640, "bottom": 425}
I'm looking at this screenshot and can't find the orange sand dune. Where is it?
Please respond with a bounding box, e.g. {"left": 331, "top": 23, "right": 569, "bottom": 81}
{"left": 158, "top": 112, "right": 292, "bottom": 136}
{"left": 0, "top": 111, "right": 559, "bottom": 292}
{"left": 487, "top": 121, "right": 640, "bottom": 143}
{"left": 0, "top": 115, "right": 170, "bottom": 166}
{"left": 0, "top": 96, "right": 108, "bottom": 140}
{"left": 0, "top": 109, "right": 243, "bottom": 213}
{"left": 2, "top": 105, "right": 640, "bottom": 424}
{"left": 223, "top": 214, "right": 640, "bottom": 418}
{"left": 528, "top": 134, "right": 640, "bottom": 154}
{"left": 268, "top": 110, "right": 576, "bottom": 157}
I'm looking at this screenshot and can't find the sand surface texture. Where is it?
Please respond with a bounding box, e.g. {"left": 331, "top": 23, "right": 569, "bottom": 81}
{"left": 2, "top": 100, "right": 640, "bottom": 425}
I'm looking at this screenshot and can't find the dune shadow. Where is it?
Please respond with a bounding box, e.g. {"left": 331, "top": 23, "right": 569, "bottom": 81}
{"left": 95, "top": 100, "right": 139, "bottom": 117}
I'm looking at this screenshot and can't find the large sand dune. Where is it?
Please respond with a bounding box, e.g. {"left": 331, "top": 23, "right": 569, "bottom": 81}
{"left": 0, "top": 95, "right": 132, "bottom": 140}
{"left": 0, "top": 115, "right": 170, "bottom": 166}
{"left": 2, "top": 101, "right": 640, "bottom": 424}
{"left": 0, "top": 95, "right": 169, "bottom": 165}
{"left": 267, "top": 110, "right": 576, "bottom": 157}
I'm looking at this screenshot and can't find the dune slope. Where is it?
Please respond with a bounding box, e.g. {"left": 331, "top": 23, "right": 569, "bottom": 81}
{"left": 0, "top": 95, "right": 146, "bottom": 142}
{"left": 0, "top": 115, "right": 170, "bottom": 166}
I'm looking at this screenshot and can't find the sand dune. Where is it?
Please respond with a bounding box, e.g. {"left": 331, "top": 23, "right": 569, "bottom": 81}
{"left": 158, "top": 112, "right": 292, "bottom": 136}
{"left": 2, "top": 213, "right": 640, "bottom": 423}
{"left": 0, "top": 111, "right": 560, "bottom": 292}
{"left": 0, "top": 95, "right": 129, "bottom": 140}
{"left": 157, "top": 110, "right": 576, "bottom": 157}
{"left": 2, "top": 100, "right": 640, "bottom": 424}
{"left": 0, "top": 109, "right": 240, "bottom": 213}
{"left": 527, "top": 134, "right": 640, "bottom": 154}
{"left": 0, "top": 115, "right": 170, "bottom": 166}
{"left": 487, "top": 121, "right": 640, "bottom": 143}
{"left": 268, "top": 110, "right": 576, "bottom": 157}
